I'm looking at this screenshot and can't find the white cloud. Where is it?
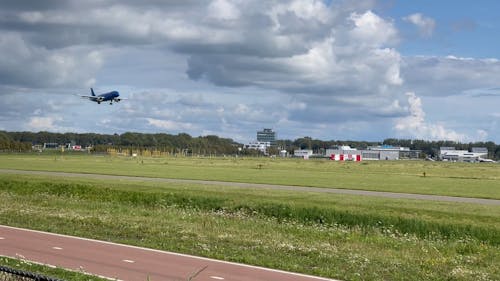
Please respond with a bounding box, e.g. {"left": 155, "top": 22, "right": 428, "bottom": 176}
{"left": 476, "top": 129, "right": 488, "bottom": 141}
{"left": 208, "top": 0, "right": 241, "bottom": 20}
{"left": 403, "top": 13, "right": 436, "bottom": 38}
{"left": 27, "top": 116, "right": 62, "bottom": 131}
{"left": 1, "top": 1, "right": 500, "bottom": 142}
{"left": 395, "top": 92, "right": 467, "bottom": 141}
{"left": 349, "top": 11, "right": 398, "bottom": 47}
{"left": 146, "top": 118, "right": 194, "bottom": 131}
{"left": 277, "top": 0, "right": 330, "bottom": 23}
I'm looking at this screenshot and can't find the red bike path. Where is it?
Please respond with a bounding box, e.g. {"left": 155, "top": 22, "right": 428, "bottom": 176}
{"left": 0, "top": 225, "right": 337, "bottom": 281}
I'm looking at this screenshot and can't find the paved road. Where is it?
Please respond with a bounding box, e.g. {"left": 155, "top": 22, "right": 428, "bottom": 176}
{"left": 1, "top": 169, "right": 499, "bottom": 205}
{"left": 0, "top": 225, "right": 336, "bottom": 281}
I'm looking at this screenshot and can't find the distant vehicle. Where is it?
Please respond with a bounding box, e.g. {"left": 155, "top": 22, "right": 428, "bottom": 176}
{"left": 80, "top": 88, "right": 126, "bottom": 104}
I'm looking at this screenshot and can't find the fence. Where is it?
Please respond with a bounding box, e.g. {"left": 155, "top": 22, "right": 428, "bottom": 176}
{"left": 0, "top": 265, "right": 64, "bottom": 281}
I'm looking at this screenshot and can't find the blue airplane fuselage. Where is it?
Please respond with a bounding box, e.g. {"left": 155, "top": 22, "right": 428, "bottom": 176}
{"left": 94, "top": 91, "right": 119, "bottom": 102}
{"left": 87, "top": 88, "right": 122, "bottom": 104}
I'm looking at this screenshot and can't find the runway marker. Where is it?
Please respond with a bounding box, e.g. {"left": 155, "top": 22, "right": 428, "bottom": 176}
{"left": 52, "top": 247, "right": 63, "bottom": 250}
{"left": 210, "top": 276, "right": 225, "bottom": 280}
{"left": 122, "top": 259, "right": 135, "bottom": 263}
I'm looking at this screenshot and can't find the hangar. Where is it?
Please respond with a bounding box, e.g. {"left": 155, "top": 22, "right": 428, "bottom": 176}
{"left": 439, "top": 147, "right": 489, "bottom": 162}
{"left": 326, "top": 145, "right": 420, "bottom": 161}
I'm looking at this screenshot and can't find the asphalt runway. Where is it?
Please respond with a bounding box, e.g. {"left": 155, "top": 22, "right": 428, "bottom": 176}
{"left": 0, "top": 168, "right": 499, "bottom": 205}
{"left": 0, "top": 225, "right": 336, "bottom": 281}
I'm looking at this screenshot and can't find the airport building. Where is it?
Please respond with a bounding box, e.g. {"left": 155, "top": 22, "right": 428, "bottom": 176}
{"left": 294, "top": 149, "right": 313, "bottom": 159}
{"left": 257, "top": 128, "right": 276, "bottom": 146}
{"left": 325, "top": 146, "right": 362, "bottom": 161}
{"left": 439, "top": 147, "right": 488, "bottom": 162}
{"left": 244, "top": 141, "right": 271, "bottom": 154}
{"left": 326, "top": 145, "right": 420, "bottom": 161}
{"left": 244, "top": 128, "right": 277, "bottom": 154}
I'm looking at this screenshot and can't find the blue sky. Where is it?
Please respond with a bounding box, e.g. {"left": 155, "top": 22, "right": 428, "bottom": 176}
{"left": 386, "top": 0, "right": 500, "bottom": 58}
{"left": 1, "top": 0, "right": 499, "bottom": 143}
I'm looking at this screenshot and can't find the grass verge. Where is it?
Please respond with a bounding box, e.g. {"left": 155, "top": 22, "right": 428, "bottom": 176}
{"left": 0, "top": 154, "right": 499, "bottom": 199}
{"left": 0, "top": 256, "right": 106, "bottom": 281}
{"left": 1, "top": 174, "right": 499, "bottom": 280}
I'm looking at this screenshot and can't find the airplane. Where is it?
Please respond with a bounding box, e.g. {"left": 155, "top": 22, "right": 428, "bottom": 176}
{"left": 80, "top": 88, "right": 126, "bottom": 104}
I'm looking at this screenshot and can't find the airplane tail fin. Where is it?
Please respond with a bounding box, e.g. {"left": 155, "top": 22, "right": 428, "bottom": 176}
{"left": 91, "top": 88, "right": 95, "bottom": 96}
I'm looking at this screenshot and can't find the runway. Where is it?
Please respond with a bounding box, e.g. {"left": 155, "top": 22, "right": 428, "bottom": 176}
{"left": 0, "top": 169, "right": 499, "bottom": 205}
{"left": 0, "top": 225, "right": 336, "bottom": 281}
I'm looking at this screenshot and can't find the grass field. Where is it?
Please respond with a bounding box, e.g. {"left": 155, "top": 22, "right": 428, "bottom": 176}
{"left": 0, "top": 166, "right": 499, "bottom": 281}
{"left": 0, "top": 256, "right": 106, "bottom": 281}
{"left": 0, "top": 154, "right": 499, "bottom": 199}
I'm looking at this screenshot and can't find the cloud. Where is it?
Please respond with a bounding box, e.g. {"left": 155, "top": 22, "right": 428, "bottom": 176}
{"left": 349, "top": 10, "right": 398, "bottom": 47}
{"left": 401, "top": 56, "right": 500, "bottom": 97}
{"left": 27, "top": 116, "right": 61, "bottom": 131}
{"left": 208, "top": 0, "right": 241, "bottom": 20}
{"left": 403, "top": 13, "right": 436, "bottom": 38}
{"left": 394, "top": 92, "right": 467, "bottom": 141}
{"left": 0, "top": 1, "right": 402, "bottom": 101}
{"left": 0, "top": 1, "right": 499, "bottom": 142}
{"left": 186, "top": 8, "right": 402, "bottom": 102}
{"left": 146, "top": 118, "right": 194, "bottom": 131}
{"left": 0, "top": 32, "right": 102, "bottom": 88}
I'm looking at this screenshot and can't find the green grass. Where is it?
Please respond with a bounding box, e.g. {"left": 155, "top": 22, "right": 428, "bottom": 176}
{"left": 0, "top": 154, "right": 499, "bottom": 199}
{"left": 1, "top": 174, "right": 499, "bottom": 281}
{"left": 0, "top": 256, "right": 106, "bottom": 281}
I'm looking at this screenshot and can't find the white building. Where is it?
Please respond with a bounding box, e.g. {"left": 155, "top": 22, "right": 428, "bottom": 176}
{"left": 294, "top": 149, "right": 313, "bottom": 159}
{"left": 439, "top": 147, "right": 488, "bottom": 162}
{"left": 326, "top": 145, "right": 419, "bottom": 161}
{"left": 326, "top": 146, "right": 362, "bottom": 161}
{"left": 244, "top": 141, "right": 270, "bottom": 154}
{"left": 366, "top": 145, "right": 405, "bottom": 160}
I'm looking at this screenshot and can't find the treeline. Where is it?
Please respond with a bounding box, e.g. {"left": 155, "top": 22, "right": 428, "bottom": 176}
{"left": 0, "top": 131, "right": 240, "bottom": 155}
{"left": 0, "top": 132, "right": 32, "bottom": 151}
{"left": 1, "top": 131, "right": 499, "bottom": 159}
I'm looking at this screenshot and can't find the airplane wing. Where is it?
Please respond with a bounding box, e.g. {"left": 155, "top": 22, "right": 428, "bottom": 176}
{"left": 80, "top": 95, "right": 104, "bottom": 102}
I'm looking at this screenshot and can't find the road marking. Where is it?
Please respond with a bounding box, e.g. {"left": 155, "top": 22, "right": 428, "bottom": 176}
{"left": 210, "top": 276, "right": 225, "bottom": 280}
{"left": 0, "top": 237, "right": 5, "bottom": 240}
{"left": 122, "top": 259, "right": 135, "bottom": 263}
{"left": 98, "top": 275, "right": 124, "bottom": 281}
{"left": 52, "top": 247, "right": 63, "bottom": 250}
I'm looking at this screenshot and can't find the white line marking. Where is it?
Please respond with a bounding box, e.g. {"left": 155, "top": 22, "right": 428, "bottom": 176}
{"left": 52, "top": 246, "right": 63, "bottom": 250}
{"left": 0, "top": 237, "right": 5, "bottom": 239}
{"left": 210, "top": 276, "right": 225, "bottom": 280}
{"left": 122, "top": 259, "right": 135, "bottom": 263}
{"left": 0, "top": 225, "right": 338, "bottom": 281}
{"left": 98, "top": 275, "right": 124, "bottom": 281}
